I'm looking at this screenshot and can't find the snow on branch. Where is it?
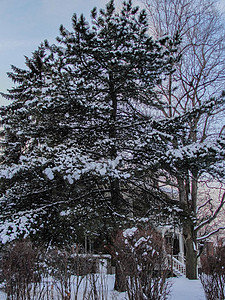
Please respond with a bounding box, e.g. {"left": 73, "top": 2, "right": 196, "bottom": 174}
{"left": 197, "top": 226, "right": 225, "bottom": 241}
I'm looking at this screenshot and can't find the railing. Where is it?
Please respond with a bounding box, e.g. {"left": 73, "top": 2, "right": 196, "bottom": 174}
{"left": 168, "top": 255, "right": 186, "bottom": 276}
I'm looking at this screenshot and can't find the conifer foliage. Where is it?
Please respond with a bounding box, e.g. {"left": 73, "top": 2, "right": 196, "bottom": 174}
{"left": 0, "top": 0, "right": 177, "bottom": 245}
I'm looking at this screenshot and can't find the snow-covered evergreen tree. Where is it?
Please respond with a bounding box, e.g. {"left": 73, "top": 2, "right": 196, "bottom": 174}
{"left": 0, "top": 0, "right": 177, "bottom": 246}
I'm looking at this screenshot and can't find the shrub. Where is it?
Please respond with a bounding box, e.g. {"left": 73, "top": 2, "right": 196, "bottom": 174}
{"left": 110, "top": 226, "right": 172, "bottom": 300}
{"left": 0, "top": 241, "right": 109, "bottom": 299}
{"left": 200, "top": 240, "right": 225, "bottom": 300}
{"left": 1, "top": 240, "right": 41, "bottom": 300}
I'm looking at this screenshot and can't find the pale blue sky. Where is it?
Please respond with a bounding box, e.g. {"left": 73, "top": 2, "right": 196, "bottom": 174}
{"left": 1, "top": 0, "right": 140, "bottom": 106}
{"left": 0, "top": 0, "right": 224, "bottom": 106}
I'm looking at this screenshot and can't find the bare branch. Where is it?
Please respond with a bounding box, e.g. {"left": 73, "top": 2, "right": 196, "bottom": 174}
{"left": 197, "top": 226, "right": 225, "bottom": 241}
{"left": 195, "top": 192, "right": 225, "bottom": 232}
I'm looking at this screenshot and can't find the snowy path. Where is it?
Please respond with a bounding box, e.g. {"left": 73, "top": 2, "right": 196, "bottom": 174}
{"left": 170, "top": 277, "right": 205, "bottom": 300}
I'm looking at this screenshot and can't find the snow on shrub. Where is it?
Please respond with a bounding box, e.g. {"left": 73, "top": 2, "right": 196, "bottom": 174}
{"left": 109, "top": 226, "right": 172, "bottom": 300}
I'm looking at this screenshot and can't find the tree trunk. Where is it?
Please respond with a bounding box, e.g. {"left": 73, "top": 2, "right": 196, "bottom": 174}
{"left": 108, "top": 71, "right": 127, "bottom": 291}
{"left": 191, "top": 174, "right": 198, "bottom": 215}
{"left": 183, "top": 219, "right": 198, "bottom": 279}
{"left": 178, "top": 176, "right": 198, "bottom": 279}
{"left": 114, "top": 263, "right": 127, "bottom": 292}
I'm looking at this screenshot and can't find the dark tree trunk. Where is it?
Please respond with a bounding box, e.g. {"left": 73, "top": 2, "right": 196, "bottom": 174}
{"left": 183, "top": 219, "right": 198, "bottom": 279}
{"left": 114, "top": 263, "right": 127, "bottom": 292}
{"left": 179, "top": 176, "right": 198, "bottom": 279}
{"left": 108, "top": 67, "right": 126, "bottom": 291}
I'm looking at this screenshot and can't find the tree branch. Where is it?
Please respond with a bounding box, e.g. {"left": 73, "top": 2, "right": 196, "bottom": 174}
{"left": 195, "top": 192, "right": 225, "bottom": 232}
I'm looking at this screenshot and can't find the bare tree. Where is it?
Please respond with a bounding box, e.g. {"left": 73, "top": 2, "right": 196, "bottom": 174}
{"left": 196, "top": 178, "right": 225, "bottom": 242}
{"left": 143, "top": 0, "right": 225, "bottom": 279}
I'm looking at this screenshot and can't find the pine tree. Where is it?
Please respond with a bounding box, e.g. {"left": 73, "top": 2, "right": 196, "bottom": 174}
{"left": 0, "top": 0, "right": 177, "bottom": 246}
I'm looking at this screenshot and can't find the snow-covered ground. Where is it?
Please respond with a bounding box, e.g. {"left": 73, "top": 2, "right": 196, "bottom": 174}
{"left": 110, "top": 276, "right": 206, "bottom": 300}
{"left": 170, "top": 277, "right": 205, "bottom": 300}
{"left": 0, "top": 276, "right": 206, "bottom": 299}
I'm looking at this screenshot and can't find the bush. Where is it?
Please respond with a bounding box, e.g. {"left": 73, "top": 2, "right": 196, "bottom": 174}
{"left": 1, "top": 240, "right": 41, "bottom": 300}
{"left": 200, "top": 241, "right": 225, "bottom": 300}
{"left": 0, "top": 241, "right": 109, "bottom": 299}
{"left": 110, "top": 227, "right": 172, "bottom": 300}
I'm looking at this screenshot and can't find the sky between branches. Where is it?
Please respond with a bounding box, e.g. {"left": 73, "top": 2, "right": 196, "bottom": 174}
{"left": 0, "top": 0, "right": 224, "bottom": 107}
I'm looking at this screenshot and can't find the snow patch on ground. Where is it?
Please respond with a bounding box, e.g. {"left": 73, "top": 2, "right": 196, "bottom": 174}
{"left": 0, "top": 276, "right": 206, "bottom": 300}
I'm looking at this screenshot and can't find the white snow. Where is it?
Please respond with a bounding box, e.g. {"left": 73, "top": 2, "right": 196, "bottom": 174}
{"left": 169, "top": 277, "right": 205, "bottom": 300}
{"left": 123, "top": 227, "right": 138, "bottom": 238}
{"left": 134, "top": 236, "right": 147, "bottom": 248}
{"left": 44, "top": 167, "right": 54, "bottom": 180}
{"left": 0, "top": 215, "right": 32, "bottom": 244}
{"left": 0, "top": 276, "right": 206, "bottom": 299}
